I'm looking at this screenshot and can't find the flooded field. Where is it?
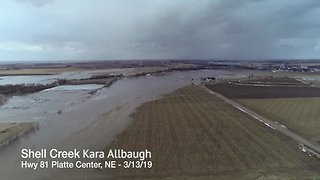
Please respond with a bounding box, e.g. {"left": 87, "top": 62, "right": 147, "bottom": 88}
{"left": 0, "top": 69, "right": 257, "bottom": 179}
{"left": 0, "top": 68, "right": 165, "bottom": 85}
{"left": 0, "top": 71, "right": 106, "bottom": 85}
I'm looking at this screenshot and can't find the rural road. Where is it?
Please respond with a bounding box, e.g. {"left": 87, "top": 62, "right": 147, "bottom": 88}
{"left": 199, "top": 84, "right": 320, "bottom": 157}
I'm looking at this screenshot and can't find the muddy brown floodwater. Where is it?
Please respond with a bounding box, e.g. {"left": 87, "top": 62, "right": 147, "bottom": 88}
{"left": 0, "top": 69, "right": 257, "bottom": 180}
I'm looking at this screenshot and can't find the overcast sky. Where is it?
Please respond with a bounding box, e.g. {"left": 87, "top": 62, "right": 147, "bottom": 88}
{"left": 1, "top": 0, "right": 320, "bottom": 61}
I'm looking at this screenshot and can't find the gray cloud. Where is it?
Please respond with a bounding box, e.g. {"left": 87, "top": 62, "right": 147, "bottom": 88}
{"left": 132, "top": 0, "right": 320, "bottom": 59}
{"left": 1, "top": 0, "right": 320, "bottom": 61}
{"left": 15, "top": 0, "right": 54, "bottom": 7}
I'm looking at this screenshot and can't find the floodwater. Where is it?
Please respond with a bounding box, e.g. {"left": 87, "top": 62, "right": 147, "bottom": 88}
{"left": 0, "top": 69, "right": 255, "bottom": 180}
{"left": 0, "top": 71, "right": 95, "bottom": 85}
{"left": 0, "top": 68, "right": 133, "bottom": 85}
{"left": 301, "top": 76, "right": 320, "bottom": 81}
{"left": 43, "top": 84, "right": 105, "bottom": 91}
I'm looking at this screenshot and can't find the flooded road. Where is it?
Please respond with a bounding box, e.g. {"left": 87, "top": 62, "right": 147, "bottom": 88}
{"left": 0, "top": 69, "right": 255, "bottom": 179}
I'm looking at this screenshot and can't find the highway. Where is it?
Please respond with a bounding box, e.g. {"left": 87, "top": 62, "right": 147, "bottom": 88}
{"left": 200, "top": 84, "right": 320, "bottom": 157}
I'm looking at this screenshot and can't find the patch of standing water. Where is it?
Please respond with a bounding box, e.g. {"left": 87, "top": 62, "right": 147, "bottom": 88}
{"left": 302, "top": 76, "right": 320, "bottom": 81}
{"left": 0, "top": 70, "right": 112, "bottom": 85}
{"left": 42, "top": 84, "right": 104, "bottom": 91}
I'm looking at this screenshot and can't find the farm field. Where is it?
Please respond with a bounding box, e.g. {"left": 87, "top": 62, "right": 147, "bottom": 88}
{"left": 239, "top": 98, "right": 320, "bottom": 143}
{"left": 206, "top": 82, "right": 320, "bottom": 99}
{"left": 302, "top": 79, "right": 320, "bottom": 87}
{"left": 104, "top": 85, "right": 320, "bottom": 179}
{"left": 245, "top": 77, "right": 305, "bottom": 84}
{"left": 207, "top": 77, "right": 320, "bottom": 154}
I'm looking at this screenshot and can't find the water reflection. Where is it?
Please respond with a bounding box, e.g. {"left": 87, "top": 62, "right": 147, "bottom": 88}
{"left": 0, "top": 69, "right": 255, "bottom": 180}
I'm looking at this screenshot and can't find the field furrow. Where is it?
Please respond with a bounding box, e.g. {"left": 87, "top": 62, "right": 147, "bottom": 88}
{"left": 104, "top": 85, "right": 320, "bottom": 179}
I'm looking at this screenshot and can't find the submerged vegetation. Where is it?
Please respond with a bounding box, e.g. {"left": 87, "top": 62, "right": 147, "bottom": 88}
{"left": 0, "top": 95, "right": 8, "bottom": 106}
{"left": 0, "top": 83, "right": 56, "bottom": 95}
{"left": 0, "top": 122, "right": 39, "bottom": 150}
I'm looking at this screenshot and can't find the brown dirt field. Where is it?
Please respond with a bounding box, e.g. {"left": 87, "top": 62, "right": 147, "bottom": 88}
{"left": 104, "top": 85, "right": 320, "bottom": 179}
{"left": 242, "top": 77, "right": 308, "bottom": 86}
{"left": 244, "top": 77, "right": 303, "bottom": 84}
{"left": 206, "top": 82, "right": 320, "bottom": 99}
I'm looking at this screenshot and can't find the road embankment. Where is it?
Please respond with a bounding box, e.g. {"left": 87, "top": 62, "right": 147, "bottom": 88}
{"left": 203, "top": 84, "right": 320, "bottom": 158}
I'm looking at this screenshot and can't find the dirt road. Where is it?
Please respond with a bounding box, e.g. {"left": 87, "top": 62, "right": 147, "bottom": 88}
{"left": 202, "top": 84, "right": 320, "bottom": 156}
